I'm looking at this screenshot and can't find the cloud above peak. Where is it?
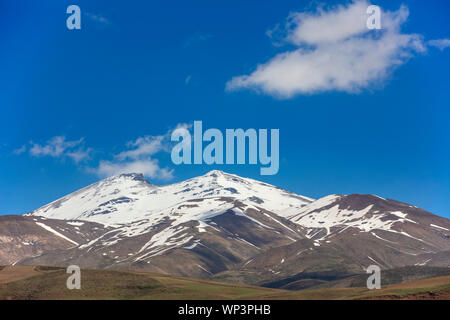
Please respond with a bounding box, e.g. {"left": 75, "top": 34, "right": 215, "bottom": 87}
{"left": 14, "top": 124, "right": 192, "bottom": 182}
{"left": 95, "top": 159, "right": 174, "bottom": 180}
{"left": 226, "top": 1, "right": 444, "bottom": 98}
{"left": 115, "top": 135, "right": 166, "bottom": 161}
{"left": 94, "top": 134, "right": 173, "bottom": 180}
{"left": 90, "top": 123, "right": 191, "bottom": 180}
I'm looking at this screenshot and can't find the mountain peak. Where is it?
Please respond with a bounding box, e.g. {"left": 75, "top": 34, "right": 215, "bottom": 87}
{"left": 109, "top": 173, "right": 149, "bottom": 183}
{"left": 204, "top": 170, "right": 226, "bottom": 176}
{"left": 30, "top": 170, "right": 313, "bottom": 224}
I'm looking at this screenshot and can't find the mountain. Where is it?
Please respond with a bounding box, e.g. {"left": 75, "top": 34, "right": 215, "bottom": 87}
{"left": 19, "top": 171, "right": 311, "bottom": 277}
{"left": 0, "top": 215, "right": 110, "bottom": 265}
{"left": 216, "top": 193, "right": 450, "bottom": 285}
{"left": 2, "top": 170, "right": 449, "bottom": 288}
{"left": 28, "top": 171, "right": 313, "bottom": 224}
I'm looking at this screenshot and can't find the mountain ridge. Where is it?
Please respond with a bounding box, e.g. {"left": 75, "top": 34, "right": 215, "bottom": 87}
{"left": 1, "top": 170, "right": 448, "bottom": 288}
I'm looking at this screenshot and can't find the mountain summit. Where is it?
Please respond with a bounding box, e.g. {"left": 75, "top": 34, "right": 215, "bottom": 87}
{"left": 5, "top": 171, "right": 449, "bottom": 286}
{"left": 29, "top": 170, "right": 313, "bottom": 224}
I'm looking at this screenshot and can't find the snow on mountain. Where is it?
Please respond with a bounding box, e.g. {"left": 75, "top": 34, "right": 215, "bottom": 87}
{"left": 0, "top": 215, "right": 110, "bottom": 265}
{"left": 26, "top": 170, "right": 312, "bottom": 264}
{"left": 29, "top": 170, "right": 313, "bottom": 225}
{"left": 21, "top": 171, "right": 317, "bottom": 276}
{"left": 17, "top": 171, "right": 450, "bottom": 282}
{"left": 28, "top": 171, "right": 449, "bottom": 247}
{"left": 288, "top": 194, "right": 406, "bottom": 235}
{"left": 288, "top": 194, "right": 450, "bottom": 247}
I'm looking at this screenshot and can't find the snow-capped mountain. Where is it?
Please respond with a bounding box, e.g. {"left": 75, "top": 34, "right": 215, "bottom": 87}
{"left": 289, "top": 194, "right": 450, "bottom": 247}
{"left": 21, "top": 171, "right": 311, "bottom": 277}
{"left": 30, "top": 170, "right": 313, "bottom": 225}
{"left": 5, "top": 171, "right": 449, "bottom": 287}
{"left": 230, "top": 194, "right": 450, "bottom": 286}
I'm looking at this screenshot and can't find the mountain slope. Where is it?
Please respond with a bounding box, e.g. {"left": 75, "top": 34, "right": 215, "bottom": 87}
{"left": 22, "top": 171, "right": 311, "bottom": 277}
{"left": 217, "top": 194, "right": 450, "bottom": 286}
{"left": 289, "top": 194, "right": 450, "bottom": 246}
{"left": 10, "top": 171, "right": 450, "bottom": 284}
{"left": 0, "top": 215, "right": 110, "bottom": 265}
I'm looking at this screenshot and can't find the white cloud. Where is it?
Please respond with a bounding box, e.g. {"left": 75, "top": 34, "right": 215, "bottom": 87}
{"left": 91, "top": 123, "right": 192, "bottom": 180}
{"left": 85, "top": 12, "right": 110, "bottom": 25}
{"left": 173, "top": 123, "right": 192, "bottom": 132}
{"left": 28, "top": 136, "right": 90, "bottom": 163}
{"left": 95, "top": 159, "right": 174, "bottom": 180}
{"left": 18, "top": 124, "right": 191, "bottom": 181}
{"left": 13, "top": 145, "right": 27, "bottom": 155}
{"left": 285, "top": 1, "right": 369, "bottom": 45}
{"left": 116, "top": 135, "right": 165, "bottom": 160}
{"left": 66, "top": 149, "right": 92, "bottom": 163}
{"left": 226, "top": 1, "right": 438, "bottom": 98}
{"left": 428, "top": 39, "right": 450, "bottom": 50}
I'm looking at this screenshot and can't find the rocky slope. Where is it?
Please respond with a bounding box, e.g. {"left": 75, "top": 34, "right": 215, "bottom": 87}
{"left": 0, "top": 215, "right": 110, "bottom": 265}
{"left": 217, "top": 194, "right": 450, "bottom": 285}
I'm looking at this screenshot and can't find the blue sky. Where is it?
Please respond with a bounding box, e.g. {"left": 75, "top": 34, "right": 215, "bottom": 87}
{"left": 1, "top": 0, "right": 449, "bottom": 218}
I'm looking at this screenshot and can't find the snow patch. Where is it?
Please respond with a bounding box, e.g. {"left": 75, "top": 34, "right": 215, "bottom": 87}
{"left": 35, "top": 222, "right": 79, "bottom": 246}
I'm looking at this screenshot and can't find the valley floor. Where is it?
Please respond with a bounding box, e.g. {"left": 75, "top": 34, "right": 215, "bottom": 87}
{"left": 0, "top": 266, "right": 449, "bottom": 300}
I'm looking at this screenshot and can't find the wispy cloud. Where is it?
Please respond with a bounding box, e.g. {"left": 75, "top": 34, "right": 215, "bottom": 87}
{"left": 226, "top": 0, "right": 447, "bottom": 99}
{"left": 95, "top": 159, "right": 174, "bottom": 180}
{"left": 16, "top": 124, "right": 192, "bottom": 181}
{"left": 85, "top": 12, "right": 110, "bottom": 26}
{"left": 66, "top": 149, "right": 92, "bottom": 163}
{"left": 19, "top": 136, "right": 91, "bottom": 163}
{"left": 90, "top": 123, "right": 192, "bottom": 180}
{"left": 116, "top": 135, "right": 166, "bottom": 161}
{"left": 428, "top": 39, "right": 450, "bottom": 50}
{"left": 13, "top": 145, "right": 27, "bottom": 155}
